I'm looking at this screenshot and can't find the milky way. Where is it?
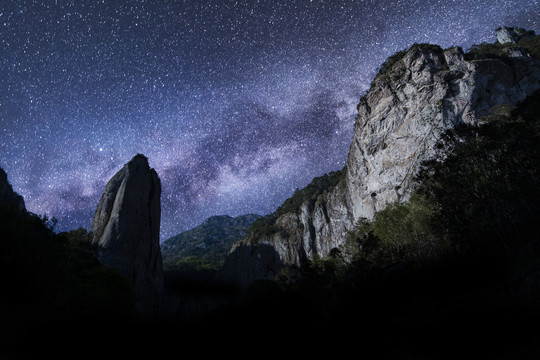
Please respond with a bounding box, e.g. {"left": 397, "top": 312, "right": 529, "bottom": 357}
{"left": 1, "top": 0, "right": 538, "bottom": 240}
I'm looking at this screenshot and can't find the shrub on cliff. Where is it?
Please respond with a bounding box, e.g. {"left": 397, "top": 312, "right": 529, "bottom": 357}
{"left": 345, "top": 192, "right": 448, "bottom": 269}
{"left": 517, "top": 34, "right": 540, "bottom": 59}
{"left": 343, "top": 90, "right": 540, "bottom": 271}
{"left": 416, "top": 90, "right": 540, "bottom": 257}
{"left": 246, "top": 166, "right": 346, "bottom": 241}
{"left": 372, "top": 43, "right": 445, "bottom": 85}
{"left": 465, "top": 32, "right": 540, "bottom": 60}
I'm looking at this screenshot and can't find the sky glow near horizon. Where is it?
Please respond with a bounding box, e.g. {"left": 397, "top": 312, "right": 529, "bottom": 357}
{"left": 1, "top": 0, "right": 539, "bottom": 240}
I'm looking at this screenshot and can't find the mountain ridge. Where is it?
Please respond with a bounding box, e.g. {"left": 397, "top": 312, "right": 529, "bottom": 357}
{"left": 161, "top": 213, "right": 261, "bottom": 271}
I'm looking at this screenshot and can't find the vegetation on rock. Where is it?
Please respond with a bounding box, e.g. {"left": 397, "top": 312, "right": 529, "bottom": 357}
{"left": 372, "top": 43, "right": 445, "bottom": 85}
{"left": 336, "top": 89, "right": 538, "bottom": 271}
{"left": 465, "top": 31, "right": 540, "bottom": 60}
{"left": 246, "top": 167, "right": 346, "bottom": 241}
{"left": 222, "top": 90, "right": 540, "bottom": 358}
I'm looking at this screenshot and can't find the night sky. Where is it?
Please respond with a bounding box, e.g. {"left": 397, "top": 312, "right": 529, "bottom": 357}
{"left": 1, "top": 0, "right": 538, "bottom": 240}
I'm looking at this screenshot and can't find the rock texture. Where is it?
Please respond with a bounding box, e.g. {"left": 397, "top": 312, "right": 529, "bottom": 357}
{"left": 91, "top": 154, "right": 163, "bottom": 317}
{"left": 221, "top": 33, "right": 540, "bottom": 288}
{"left": 0, "top": 168, "right": 25, "bottom": 211}
{"left": 496, "top": 26, "right": 535, "bottom": 45}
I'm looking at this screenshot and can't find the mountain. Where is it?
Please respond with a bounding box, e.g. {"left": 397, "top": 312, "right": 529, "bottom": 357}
{"left": 161, "top": 214, "right": 261, "bottom": 271}
{"left": 219, "top": 27, "right": 540, "bottom": 288}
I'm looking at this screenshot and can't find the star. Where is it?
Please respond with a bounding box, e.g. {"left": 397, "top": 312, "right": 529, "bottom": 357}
{"left": 0, "top": 0, "right": 538, "bottom": 240}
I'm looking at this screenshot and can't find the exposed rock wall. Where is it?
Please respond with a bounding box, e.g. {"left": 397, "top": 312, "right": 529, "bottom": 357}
{"left": 221, "top": 37, "right": 540, "bottom": 288}
{"left": 346, "top": 44, "right": 540, "bottom": 222}
{"left": 91, "top": 154, "right": 163, "bottom": 317}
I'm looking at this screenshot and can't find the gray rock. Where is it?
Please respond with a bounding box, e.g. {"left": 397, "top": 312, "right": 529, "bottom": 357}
{"left": 497, "top": 26, "right": 536, "bottom": 45}
{"left": 91, "top": 154, "right": 163, "bottom": 317}
{"left": 0, "top": 168, "right": 25, "bottom": 211}
{"left": 221, "top": 32, "right": 540, "bottom": 288}
{"left": 504, "top": 47, "right": 530, "bottom": 58}
{"left": 497, "top": 27, "right": 519, "bottom": 44}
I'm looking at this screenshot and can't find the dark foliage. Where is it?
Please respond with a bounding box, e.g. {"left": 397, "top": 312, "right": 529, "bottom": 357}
{"left": 465, "top": 32, "right": 540, "bottom": 60}
{"left": 277, "top": 167, "right": 346, "bottom": 215}
{"left": 0, "top": 207, "right": 133, "bottom": 357}
{"left": 225, "top": 90, "right": 540, "bottom": 358}
{"left": 373, "top": 48, "right": 408, "bottom": 81}
{"left": 517, "top": 34, "right": 540, "bottom": 59}
{"left": 416, "top": 90, "right": 540, "bottom": 256}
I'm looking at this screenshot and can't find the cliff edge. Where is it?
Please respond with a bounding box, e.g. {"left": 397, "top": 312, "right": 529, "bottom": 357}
{"left": 220, "top": 29, "right": 540, "bottom": 288}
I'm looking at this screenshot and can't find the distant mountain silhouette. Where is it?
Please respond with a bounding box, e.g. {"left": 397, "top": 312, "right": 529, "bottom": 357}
{"left": 161, "top": 214, "right": 261, "bottom": 271}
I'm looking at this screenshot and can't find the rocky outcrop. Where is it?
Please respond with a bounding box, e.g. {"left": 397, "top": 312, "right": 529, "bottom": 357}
{"left": 221, "top": 31, "right": 540, "bottom": 288}
{"left": 345, "top": 43, "right": 540, "bottom": 223}
{"left": 91, "top": 154, "right": 163, "bottom": 317}
{"left": 496, "top": 26, "right": 535, "bottom": 45}
{"left": 0, "top": 168, "right": 25, "bottom": 211}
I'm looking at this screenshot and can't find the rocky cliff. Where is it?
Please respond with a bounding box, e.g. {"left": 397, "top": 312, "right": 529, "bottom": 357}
{"left": 220, "top": 30, "right": 540, "bottom": 288}
{"left": 0, "top": 168, "right": 25, "bottom": 211}
{"left": 91, "top": 154, "right": 163, "bottom": 317}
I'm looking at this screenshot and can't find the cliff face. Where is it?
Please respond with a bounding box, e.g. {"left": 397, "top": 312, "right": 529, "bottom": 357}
{"left": 345, "top": 43, "right": 540, "bottom": 224}
{"left": 221, "top": 34, "right": 540, "bottom": 288}
{"left": 91, "top": 154, "right": 163, "bottom": 317}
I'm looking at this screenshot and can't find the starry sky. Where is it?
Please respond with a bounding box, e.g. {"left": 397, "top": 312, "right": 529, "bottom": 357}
{"left": 1, "top": 0, "right": 538, "bottom": 240}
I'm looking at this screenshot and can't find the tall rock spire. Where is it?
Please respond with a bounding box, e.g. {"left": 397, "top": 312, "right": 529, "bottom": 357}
{"left": 91, "top": 154, "right": 163, "bottom": 317}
